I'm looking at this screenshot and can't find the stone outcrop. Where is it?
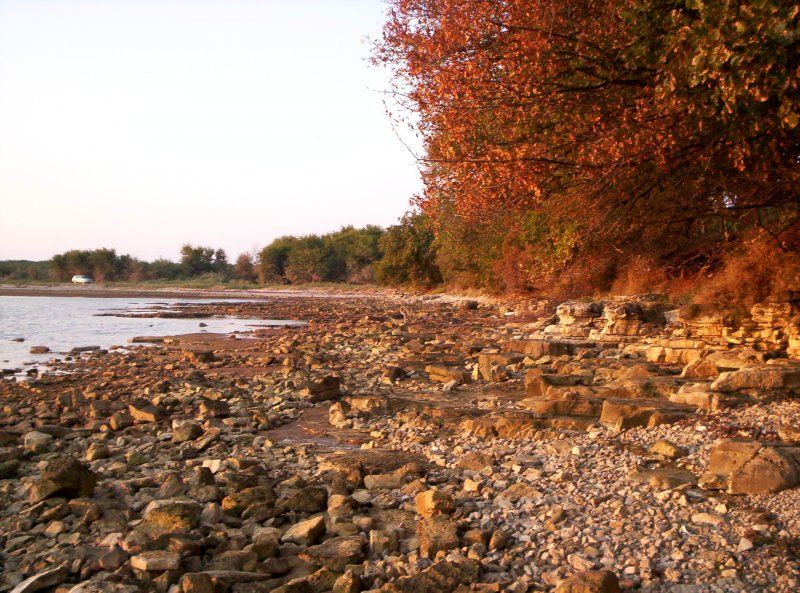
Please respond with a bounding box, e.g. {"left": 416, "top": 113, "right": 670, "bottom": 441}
{"left": 701, "top": 439, "right": 800, "bottom": 494}
{"left": 542, "top": 296, "right": 670, "bottom": 344}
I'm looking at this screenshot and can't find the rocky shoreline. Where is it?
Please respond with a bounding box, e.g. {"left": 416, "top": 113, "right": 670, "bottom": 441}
{"left": 1, "top": 292, "right": 799, "bottom": 593}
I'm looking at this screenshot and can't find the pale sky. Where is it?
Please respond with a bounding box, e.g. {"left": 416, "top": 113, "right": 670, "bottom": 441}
{"left": 0, "top": 0, "right": 421, "bottom": 261}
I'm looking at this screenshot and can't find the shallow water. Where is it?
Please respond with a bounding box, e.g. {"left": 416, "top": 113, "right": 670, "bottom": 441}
{"left": 0, "top": 295, "right": 300, "bottom": 371}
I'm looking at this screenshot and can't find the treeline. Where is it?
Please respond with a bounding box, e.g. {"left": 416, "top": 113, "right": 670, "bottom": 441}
{"left": 255, "top": 220, "right": 442, "bottom": 286}
{"left": 0, "top": 260, "right": 52, "bottom": 282}
{"left": 45, "top": 245, "right": 232, "bottom": 283}
{"left": 377, "top": 0, "right": 800, "bottom": 303}
{"left": 0, "top": 224, "right": 444, "bottom": 288}
{"left": 0, "top": 245, "right": 235, "bottom": 284}
{"left": 258, "top": 226, "right": 384, "bottom": 283}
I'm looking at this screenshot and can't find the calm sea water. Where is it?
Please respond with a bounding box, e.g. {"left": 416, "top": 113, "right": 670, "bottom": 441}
{"left": 0, "top": 295, "right": 299, "bottom": 372}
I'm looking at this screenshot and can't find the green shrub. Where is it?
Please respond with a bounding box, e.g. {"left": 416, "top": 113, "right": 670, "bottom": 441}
{"left": 375, "top": 212, "right": 441, "bottom": 287}
{"left": 258, "top": 226, "right": 386, "bottom": 284}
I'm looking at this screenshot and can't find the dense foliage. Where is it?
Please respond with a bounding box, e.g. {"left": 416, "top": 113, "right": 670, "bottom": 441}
{"left": 374, "top": 212, "right": 442, "bottom": 287}
{"left": 377, "top": 0, "right": 800, "bottom": 295}
{"left": 179, "top": 244, "right": 229, "bottom": 277}
{"left": 2, "top": 224, "right": 442, "bottom": 288}
{"left": 51, "top": 249, "right": 136, "bottom": 282}
{"left": 44, "top": 247, "right": 234, "bottom": 283}
{"left": 258, "top": 226, "right": 385, "bottom": 284}
{"left": 235, "top": 253, "right": 257, "bottom": 282}
{"left": 0, "top": 260, "right": 51, "bottom": 282}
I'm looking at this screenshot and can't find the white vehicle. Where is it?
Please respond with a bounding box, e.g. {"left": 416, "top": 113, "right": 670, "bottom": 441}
{"left": 71, "top": 275, "right": 93, "bottom": 284}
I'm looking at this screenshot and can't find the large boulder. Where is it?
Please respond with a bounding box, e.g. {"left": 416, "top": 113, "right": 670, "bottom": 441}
{"left": 415, "top": 489, "right": 454, "bottom": 517}
{"left": 649, "top": 439, "right": 687, "bottom": 460}
{"left": 669, "top": 383, "right": 738, "bottom": 411}
{"left": 701, "top": 439, "right": 800, "bottom": 495}
{"left": 299, "top": 535, "right": 366, "bottom": 571}
{"left": 462, "top": 412, "right": 540, "bottom": 440}
{"left": 599, "top": 399, "right": 689, "bottom": 431}
{"left": 206, "top": 550, "right": 258, "bottom": 572}
{"left": 278, "top": 485, "right": 327, "bottom": 512}
{"left": 129, "top": 399, "right": 167, "bottom": 423}
{"left": 476, "top": 352, "right": 520, "bottom": 381}
{"left": 198, "top": 397, "right": 230, "bottom": 419}
{"left": 417, "top": 516, "right": 459, "bottom": 559}
{"left": 299, "top": 376, "right": 342, "bottom": 402}
{"left": 139, "top": 500, "right": 202, "bottom": 535}
{"left": 183, "top": 350, "right": 215, "bottom": 364}
{"left": 556, "top": 301, "right": 603, "bottom": 325}
{"left": 524, "top": 371, "right": 580, "bottom": 398}
{"left": 522, "top": 395, "right": 603, "bottom": 418}
{"left": 131, "top": 550, "right": 182, "bottom": 571}
{"left": 705, "top": 348, "right": 764, "bottom": 371}
{"left": 502, "top": 339, "right": 578, "bottom": 358}
{"left": 554, "top": 570, "right": 621, "bottom": 593}
{"left": 281, "top": 515, "right": 326, "bottom": 545}
{"left": 221, "top": 485, "right": 276, "bottom": 515}
{"left": 498, "top": 482, "right": 543, "bottom": 502}
{"left": 680, "top": 357, "right": 721, "bottom": 380}
{"left": 23, "top": 431, "right": 53, "bottom": 454}
{"left": 109, "top": 411, "right": 134, "bottom": 431}
{"left": 425, "top": 364, "right": 469, "bottom": 385}
{"left": 10, "top": 567, "right": 69, "bottom": 593}
{"left": 68, "top": 582, "right": 139, "bottom": 593}
{"left": 380, "top": 559, "right": 479, "bottom": 593}
{"left": 710, "top": 366, "right": 800, "bottom": 393}
{"left": 172, "top": 420, "right": 203, "bottom": 443}
{"left": 29, "top": 457, "right": 97, "bottom": 503}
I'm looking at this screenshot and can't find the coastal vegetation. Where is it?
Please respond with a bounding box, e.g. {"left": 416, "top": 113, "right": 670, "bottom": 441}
{"left": 4, "top": 2, "right": 799, "bottom": 305}
{"left": 0, "top": 228, "right": 395, "bottom": 288}
{"left": 45, "top": 246, "right": 232, "bottom": 284}
{"left": 258, "top": 226, "right": 384, "bottom": 284}
{"left": 0, "top": 223, "right": 437, "bottom": 289}
{"left": 0, "top": 260, "right": 51, "bottom": 282}
{"left": 375, "top": 0, "right": 800, "bottom": 300}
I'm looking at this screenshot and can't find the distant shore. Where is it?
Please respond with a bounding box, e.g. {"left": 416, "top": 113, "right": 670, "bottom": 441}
{"left": 0, "top": 283, "right": 388, "bottom": 300}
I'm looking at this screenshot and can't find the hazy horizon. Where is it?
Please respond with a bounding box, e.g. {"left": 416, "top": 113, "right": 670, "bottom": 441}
{"left": 0, "top": 0, "right": 421, "bottom": 261}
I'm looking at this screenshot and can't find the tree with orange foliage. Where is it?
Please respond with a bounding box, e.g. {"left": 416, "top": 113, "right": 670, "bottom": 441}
{"left": 377, "top": 0, "right": 800, "bottom": 293}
